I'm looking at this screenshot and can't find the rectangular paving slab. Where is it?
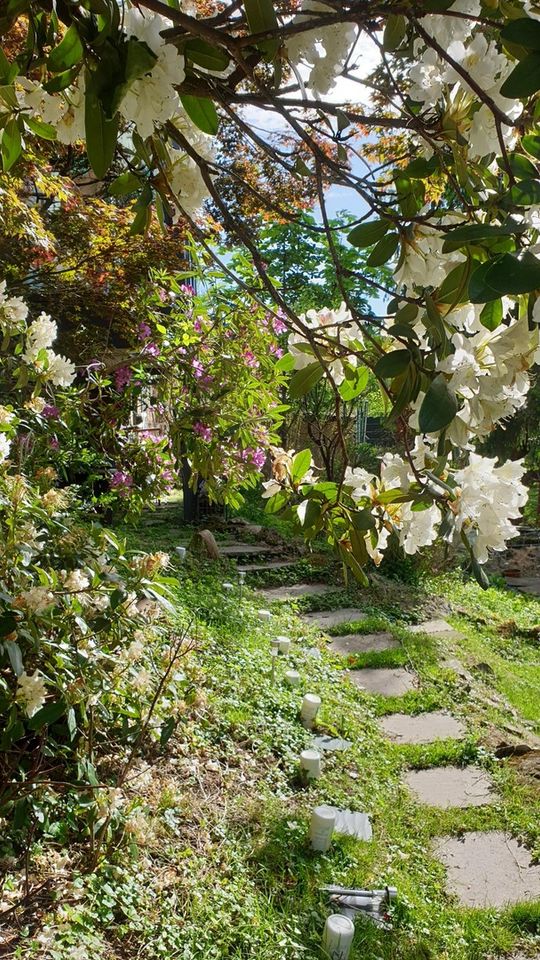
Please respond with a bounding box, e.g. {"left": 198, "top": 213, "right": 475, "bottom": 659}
{"left": 303, "top": 608, "right": 367, "bottom": 629}
{"left": 328, "top": 632, "right": 399, "bottom": 655}
{"left": 237, "top": 560, "right": 298, "bottom": 572}
{"left": 404, "top": 766, "right": 496, "bottom": 808}
{"left": 257, "top": 583, "right": 340, "bottom": 602}
{"left": 434, "top": 831, "right": 540, "bottom": 908}
{"left": 380, "top": 711, "right": 466, "bottom": 744}
{"left": 349, "top": 668, "right": 417, "bottom": 697}
{"left": 409, "top": 618, "right": 463, "bottom": 640}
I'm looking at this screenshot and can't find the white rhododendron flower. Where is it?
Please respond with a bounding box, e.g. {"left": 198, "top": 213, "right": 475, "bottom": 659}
{"left": 399, "top": 503, "right": 440, "bottom": 555}
{"left": 288, "top": 303, "right": 363, "bottom": 384}
{"left": 19, "top": 586, "right": 55, "bottom": 613}
{"left": 0, "top": 432, "right": 10, "bottom": 462}
{"left": 63, "top": 569, "right": 91, "bottom": 592}
{"left": 17, "top": 670, "right": 48, "bottom": 717}
{"left": 0, "top": 280, "right": 28, "bottom": 326}
{"left": 452, "top": 455, "right": 528, "bottom": 563}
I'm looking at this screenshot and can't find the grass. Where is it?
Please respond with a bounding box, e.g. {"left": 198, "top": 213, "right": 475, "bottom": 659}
{"left": 8, "top": 510, "right": 540, "bottom": 960}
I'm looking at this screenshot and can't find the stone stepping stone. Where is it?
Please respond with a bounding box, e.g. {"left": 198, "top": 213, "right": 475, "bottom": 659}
{"left": 404, "top": 766, "right": 496, "bottom": 808}
{"left": 303, "top": 608, "right": 367, "bottom": 629}
{"left": 409, "top": 618, "right": 463, "bottom": 640}
{"left": 434, "top": 831, "right": 540, "bottom": 908}
{"left": 237, "top": 560, "right": 298, "bottom": 573}
{"left": 328, "top": 632, "right": 399, "bottom": 655}
{"left": 380, "top": 711, "right": 466, "bottom": 744}
{"left": 349, "top": 668, "right": 417, "bottom": 697}
{"left": 312, "top": 735, "right": 353, "bottom": 753}
{"left": 220, "top": 543, "right": 283, "bottom": 556}
{"left": 257, "top": 583, "right": 340, "bottom": 602}
{"left": 507, "top": 576, "right": 540, "bottom": 597}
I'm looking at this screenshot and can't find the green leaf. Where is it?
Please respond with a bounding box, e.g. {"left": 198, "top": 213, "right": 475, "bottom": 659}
{"left": 24, "top": 116, "right": 57, "bottom": 140}
{"left": 108, "top": 171, "right": 141, "bottom": 196}
{"left": 366, "top": 232, "right": 399, "bottom": 266}
{"left": 394, "top": 172, "right": 424, "bottom": 217}
{"left": 243, "top": 0, "right": 279, "bottom": 54}
{"left": 289, "top": 362, "right": 324, "bottom": 398}
{"left": 85, "top": 90, "right": 119, "bottom": 179}
{"left": 500, "top": 52, "right": 540, "bottom": 98}
{"left": 185, "top": 38, "right": 231, "bottom": 72}
{"left": 275, "top": 352, "right": 295, "bottom": 372}
{"left": 480, "top": 298, "right": 503, "bottom": 331}
{"left": 338, "top": 365, "right": 368, "bottom": 401}
{"left": 27, "top": 699, "right": 66, "bottom": 731}
{"left": 297, "top": 498, "right": 321, "bottom": 529}
{"left": 522, "top": 133, "right": 540, "bottom": 159}
{"left": 438, "top": 259, "right": 472, "bottom": 306}
{"left": 291, "top": 448, "right": 312, "bottom": 484}
{"left": 180, "top": 94, "right": 219, "bottom": 135}
{"left": 347, "top": 219, "right": 390, "bottom": 248}
{"left": 4, "top": 639, "right": 23, "bottom": 676}
{"left": 484, "top": 252, "right": 540, "bottom": 294}
{"left": 350, "top": 509, "right": 376, "bottom": 531}
{"left": 501, "top": 17, "right": 540, "bottom": 49}
{"left": 160, "top": 716, "right": 176, "bottom": 746}
{"left": 383, "top": 14, "right": 407, "bottom": 51}
{"left": 375, "top": 349, "right": 411, "bottom": 379}
{"left": 469, "top": 260, "right": 501, "bottom": 303}
{"left": 48, "top": 25, "right": 84, "bottom": 72}
{"left": 507, "top": 177, "right": 540, "bottom": 205}
{"left": 403, "top": 156, "right": 438, "bottom": 179}
{"left": 442, "top": 222, "right": 516, "bottom": 250}
{"left": 44, "top": 66, "right": 81, "bottom": 93}
{"left": 1, "top": 117, "right": 21, "bottom": 172}
{"left": 418, "top": 374, "right": 458, "bottom": 434}
{"left": 497, "top": 152, "right": 537, "bottom": 179}
{"left": 124, "top": 37, "right": 157, "bottom": 82}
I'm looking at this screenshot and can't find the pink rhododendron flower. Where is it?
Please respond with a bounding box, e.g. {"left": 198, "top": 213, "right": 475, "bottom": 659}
{"left": 42, "top": 404, "right": 60, "bottom": 418}
{"left": 157, "top": 288, "right": 168, "bottom": 303}
{"left": 193, "top": 422, "right": 212, "bottom": 442}
{"left": 181, "top": 283, "right": 195, "bottom": 297}
{"left": 272, "top": 315, "right": 287, "bottom": 335}
{"left": 143, "top": 342, "right": 160, "bottom": 357}
{"left": 138, "top": 322, "right": 152, "bottom": 341}
{"left": 243, "top": 350, "right": 259, "bottom": 368}
{"left": 110, "top": 470, "right": 133, "bottom": 495}
{"left": 115, "top": 366, "right": 132, "bottom": 390}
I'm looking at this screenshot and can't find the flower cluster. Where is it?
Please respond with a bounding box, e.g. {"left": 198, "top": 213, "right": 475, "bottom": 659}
{"left": 288, "top": 303, "right": 364, "bottom": 385}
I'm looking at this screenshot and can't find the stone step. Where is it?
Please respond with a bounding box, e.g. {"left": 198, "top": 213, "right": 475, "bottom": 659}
{"left": 379, "top": 711, "right": 466, "bottom": 744}
{"left": 257, "top": 583, "right": 340, "bottom": 602}
{"left": 409, "top": 619, "right": 463, "bottom": 640}
{"left": 303, "top": 608, "right": 367, "bottom": 629}
{"left": 434, "top": 831, "right": 540, "bottom": 908}
{"left": 348, "top": 667, "right": 417, "bottom": 697}
{"left": 328, "top": 632, "right": 399, "bottom": 655}
{"left": 404, "top": 766, "right": 496, "bottom": 809}
{"left": 505, "top": 576, "right": 540, "bottom": 597}
{"left": 219, "top": 543, "right": 285, "bottom": 557}
{"left": 237, "top": 560, "right": 299, "bottom": 573}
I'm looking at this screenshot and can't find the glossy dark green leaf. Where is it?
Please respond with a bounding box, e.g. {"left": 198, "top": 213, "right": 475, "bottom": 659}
{"left": 243, "top": 0, "right": 279, "bottom": 55}
{"left": 418, "top": 374, "right": 458, "bottom": 434}
{"left": 291, "top": 448, "right": 312, "bottom": 483}
{"left": 403, "top": 155, "right": 438, "bottom": 178}
{"left": 507, "top": 177, "right": 540, "bottom": 205}
{"left": 347, "top": 219, "right": 390, "bottom": 248}
{"left": 500, "top": 17, "right": 540, "bottom": 49}
{"left": 4, "top": 639, "right": 23, "bottom": 676}
{"left": 338, "top": 365, "right": 368, "bottom": 401}
{"left": 185, "top": 38, "right": 231, "bottom": 72}
{"left": 394, "top": 172, "right": 424, "bottom": 217}
{"left": 350, "top": 509, "right": 376, "bottom": 531}
{"left": 108, "top": 171, "right": 141, "bottom": 196}
{"left": 289, "top": 361, "right": 324, "bottom": 398}
{"left": 366, "top": 231, "right": 399, "bottom": 266}
{"left": 27, "top": 699, "right": 66, "bottom": 730}
{"left": 375, "top": 349, "right": 411, "bottom": 379}
{"left": 24, "top": 116, "right": 57, "bottom": 140}
{"left": 275, "top": 352, "right": 295, "bottom": 372}
{"left": 438, "top": 259, "right": 471, "bottom": 305}
{"left": 497, "top": 152, "right": 537, "bottom": 179}
{"left": 469, "top": 260, "right": 501, "bottom": 303}
{"left": 297, "top": 498, "right": 321, "bottom": 529}
{"left": 479, "top": 298, "right": 503, "bottom": 331}
{"left": 44, "top": 66, "right": 81, "bottom": 93}
{"left": 484, "top": 252, "right": 540, "bottom": 294}
{"left": 383, "top": 14, "right": 407, "bottom": 51}
{"left": 442, "top": 222, "right": 516, "bottom": 250}
{"left": 1, "top": 117, "right": 21, "bottom": 171}
{"left": 180, "top": 94, "right": 219, "bottom": 135}
{"left": 48, "top": 25, "right": 84, "bottom": 72}
{"left": 500, "top": 52, "right": 540, "bottom": 98}
{"left": 85, "top": 91, "right": 119, "bottom": 179}
{"left": 522, "top": 133, "right": 540, "bottom": 158}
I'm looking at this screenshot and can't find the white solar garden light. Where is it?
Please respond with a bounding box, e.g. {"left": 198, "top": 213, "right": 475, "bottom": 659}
{"left": 310, "top": 805, "right": 336, "bottom": 852}
{"left": 285, "top": 669, "right": 300, "bottom": 687}
{"left": 300, "top": 693, "right": 321, "bottom": 729}
{"left": 277, "top": 636, "right": 291, "bottom": 655}
{"left": 222, "top": 582, "right": 234, "bottom": 591}
{"left": 258, "top": 609, "right": 272, "bottom": 621}
{"left": 175, "top": 546, "right": 186, "bottom": 561}
{"left": 322, "top": 914, "right": 355, "bottom": 960}
{"left": 300, "top": 748, "right": 321, "bottom": 780}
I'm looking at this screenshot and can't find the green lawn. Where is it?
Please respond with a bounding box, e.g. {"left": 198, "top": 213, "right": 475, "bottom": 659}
{"left": 11, "top": 515, "right": 540, "bottom": 960}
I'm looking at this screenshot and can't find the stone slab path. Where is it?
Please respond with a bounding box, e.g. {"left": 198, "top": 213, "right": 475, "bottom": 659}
{"left": 506, "top": 576, "right": 540, "bottom": 597}
{"left": 220, "top": 543, "right": 283, "bottom": 556}
{"left": 257, "top": 583, "right": 340, "bottom": 602}
{"left": 409, "top": 619, "right": 463, "bottom": 640}
{"left": 237, "top": 560, "right": 299, "bottom": 573}
{"left": 303, "top": 608, "right": 367, "bottom": 629}
{"left": 434, "top": 831, "right": 540, "bottom": 908}
{"left": 349, "top": 667, "right": 417, "bottom": 697}
{"left": 328, "top": 632, "right": 399, "bottom": 655}
{"left": 380, "top": 711, "right": 466, "bottom": 744}
{"left": 404, "top": 766, "right": 496, "bottom": 808}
